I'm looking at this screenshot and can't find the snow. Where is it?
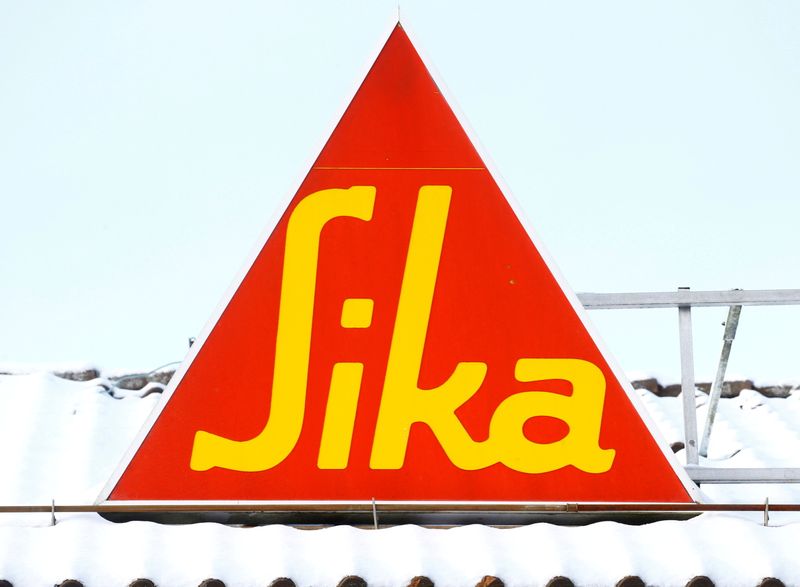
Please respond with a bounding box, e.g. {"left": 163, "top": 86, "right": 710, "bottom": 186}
{"left": 0, "top": 373, "right": 158, "bottom": 506}
{"left": 0, "top": 516, "right": 798, "bottom": 586}
{"left": 0, "top": 361, "right": 99, "bottom": 376}
{"left": 2, "top": 371, "right": 800, "bottom": 585}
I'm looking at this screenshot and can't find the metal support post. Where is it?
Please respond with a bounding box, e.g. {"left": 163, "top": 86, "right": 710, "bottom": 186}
{"left": 678, "top": 289, "right": 699, "bottom": 465}
{"left": 699, "top": 304, "right": 742, "bottom": 457}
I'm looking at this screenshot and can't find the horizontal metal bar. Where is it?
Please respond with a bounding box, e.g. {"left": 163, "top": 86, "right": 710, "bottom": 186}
{"left": 686, "top": 467, "right": 800, "bottom": 484}
{"left": 0, "top": 502, "right": 797, "bottom": 513}
{"left": 577, "top": 289, "right": 800, "bottom": 309}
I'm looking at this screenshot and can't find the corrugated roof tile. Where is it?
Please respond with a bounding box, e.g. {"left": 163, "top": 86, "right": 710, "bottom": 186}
{"left": 0, "top": 578, "right": 793, "bottom": 587}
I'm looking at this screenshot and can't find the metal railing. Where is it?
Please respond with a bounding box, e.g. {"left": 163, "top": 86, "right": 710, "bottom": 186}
{"left": 578, "top": 288, "right": 800, "bottom": 484}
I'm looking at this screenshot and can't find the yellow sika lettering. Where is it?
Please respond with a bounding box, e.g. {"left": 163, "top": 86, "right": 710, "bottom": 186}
{"left": 370, "top": 186, "right": 492, "bottom": 470}
{"left": 491, "top": 358, "right": 616, "bottom": 474}
{"left": 190, "top": 186, "right": 376, "bottom": 472}
{"left": 317, "top": 362, "right": 364, "bottom": 469}
{"left": 190, "top": 183, "right": 616, "bottom": 475}
{"left": 370, "top": 186, "right": 615, "bottom": 473}
{"left": 369, "top": 186, "right": 615, "bottom": 474}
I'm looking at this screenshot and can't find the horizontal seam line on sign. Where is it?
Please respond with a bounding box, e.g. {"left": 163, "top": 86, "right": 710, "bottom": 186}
{"left": 313, "top": 166, "right": 485, "bottom": 170}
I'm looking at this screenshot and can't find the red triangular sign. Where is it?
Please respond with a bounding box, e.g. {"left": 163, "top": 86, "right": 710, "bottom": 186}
{"left": 102, "top": 25, "right": 697, "bottom": 504}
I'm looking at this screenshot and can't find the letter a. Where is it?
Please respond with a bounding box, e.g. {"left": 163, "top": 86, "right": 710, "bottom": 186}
{"left": 490, "top": 358, "right": 616, "bottom": 474}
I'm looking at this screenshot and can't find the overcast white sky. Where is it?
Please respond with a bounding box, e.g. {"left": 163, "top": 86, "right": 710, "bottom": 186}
{"left": 1, "top": 1, "right": 799, "bottom": 382}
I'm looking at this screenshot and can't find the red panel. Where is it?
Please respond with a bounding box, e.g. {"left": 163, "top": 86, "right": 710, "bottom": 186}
{"left": 109, "top": 26, "right": 693, "bottom": 503}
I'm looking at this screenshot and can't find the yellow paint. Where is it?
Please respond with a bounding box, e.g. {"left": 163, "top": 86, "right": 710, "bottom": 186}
{"left": 190, "top": 186, "right": 376, "bottom": 472}
{"left": 341, "top": 298, "right": 374, "bottom": 328}
{"left": 189, "top": 183, "right": 615, "bottom": 476}
{"left": 490, "top": 358, "right": 615, "bottom": 474}
{"left": 370, "top": 186, "right": 492, "bottom": 470}
{"left": 317, "top": 362, "right": 364, "bottom": 469}
{"left": 369, "top": 187, "right": 614, "bottom": 474}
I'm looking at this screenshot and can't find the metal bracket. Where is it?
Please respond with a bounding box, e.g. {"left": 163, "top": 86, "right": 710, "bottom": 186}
{"left": 699, "top": 304, "right": 742, "bottom": 457}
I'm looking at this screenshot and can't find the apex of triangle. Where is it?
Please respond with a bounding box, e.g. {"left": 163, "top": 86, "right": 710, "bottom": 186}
{"left": 314, "top": 24, "right": 482, "bottom": 170}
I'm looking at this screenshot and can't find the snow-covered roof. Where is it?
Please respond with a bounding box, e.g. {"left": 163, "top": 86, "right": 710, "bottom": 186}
{"left": 1, "top": 370, "right": 799, "bottom": 586}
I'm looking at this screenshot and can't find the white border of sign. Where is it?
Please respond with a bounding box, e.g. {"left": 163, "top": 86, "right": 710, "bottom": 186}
{"left": 98, "top": 15, "right": 703, "bottom": 506}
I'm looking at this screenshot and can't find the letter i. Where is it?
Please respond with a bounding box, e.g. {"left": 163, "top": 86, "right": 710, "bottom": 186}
{"left": 317, "top": 298, "right": 374, "bottom": 469}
